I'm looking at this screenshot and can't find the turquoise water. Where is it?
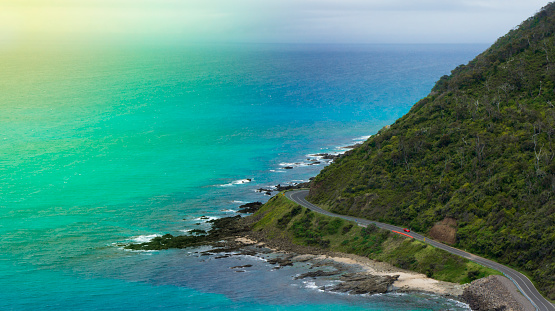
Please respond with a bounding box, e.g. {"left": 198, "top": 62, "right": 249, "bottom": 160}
{"left": 0, "top": 44, "right": 484, "bottom": 310}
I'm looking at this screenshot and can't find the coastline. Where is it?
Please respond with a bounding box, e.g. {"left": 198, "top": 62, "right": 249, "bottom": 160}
{"left": 229, "top": 234, "right": 469, "bottom": 299}
{"left": 201, "top": 211, "right": 533, "bottom": 311}
{"left": 220, "top": 149, "right": 536, "bottom": 311}
{"left": 126, "top": 135, "right": 533, "bottom": 310}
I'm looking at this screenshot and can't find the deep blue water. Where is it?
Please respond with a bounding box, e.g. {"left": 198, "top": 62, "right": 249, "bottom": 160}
{"left": 0, "top": 43, "right": 485, "bottom": 310}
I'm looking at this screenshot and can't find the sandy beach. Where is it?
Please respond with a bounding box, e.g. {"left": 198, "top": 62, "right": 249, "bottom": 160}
{"left": 227, "top": 231, "right": 535, "bottom": 311}
{"left": 327, "top": 253, "right": 468, "bottom": 296}
{"left": 232, "top": 235, "right": 468, "bottom": 298}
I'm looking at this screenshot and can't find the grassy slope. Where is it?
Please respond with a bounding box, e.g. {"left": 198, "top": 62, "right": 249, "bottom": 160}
{"left": 253, "top": 194, "right": 499, "bottom": 284}
{"left": 308, "top": 3, "right": 555, "bottom": 298}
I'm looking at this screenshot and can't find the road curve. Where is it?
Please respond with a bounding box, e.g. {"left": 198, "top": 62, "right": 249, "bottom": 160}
{"left": 285, "top": 189, "right": 555, "bottom": 311}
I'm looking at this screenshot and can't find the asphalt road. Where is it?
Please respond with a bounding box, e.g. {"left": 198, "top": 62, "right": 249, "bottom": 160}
{"left": 285, "top": 189, "right": 555, "bottom": 311}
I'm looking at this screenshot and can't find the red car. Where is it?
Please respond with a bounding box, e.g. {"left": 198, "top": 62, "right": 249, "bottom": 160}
{"left": 403, "top": 228, "right": 410, "bottom": 232}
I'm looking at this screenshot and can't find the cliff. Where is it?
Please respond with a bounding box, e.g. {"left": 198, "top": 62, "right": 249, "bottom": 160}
{"left": 308, "top": 2, "right": 555, "bottom": 299}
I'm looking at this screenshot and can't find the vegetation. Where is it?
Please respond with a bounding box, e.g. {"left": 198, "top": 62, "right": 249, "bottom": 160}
{"left": 253, "top": 195, "right": 499, "bottom": 284}
{"left": 308, "top": 3, "right": 555, "bottom": 299}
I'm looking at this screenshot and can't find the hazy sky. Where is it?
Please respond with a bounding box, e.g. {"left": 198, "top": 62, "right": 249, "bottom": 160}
{"left": 0, "top": 0, "right": 552, "bottom": 47}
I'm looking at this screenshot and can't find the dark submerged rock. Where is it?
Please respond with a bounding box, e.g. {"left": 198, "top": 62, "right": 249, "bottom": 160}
{"left": 312, "top": 153, "right": 340, "bottom": 160}
{"left": 230, "top": 265, "right": 253, "bottom": 269}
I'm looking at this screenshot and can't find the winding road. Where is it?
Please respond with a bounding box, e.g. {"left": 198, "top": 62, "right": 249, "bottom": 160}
{"left": 285, "top": 189, "right": 555, "bottom": 311}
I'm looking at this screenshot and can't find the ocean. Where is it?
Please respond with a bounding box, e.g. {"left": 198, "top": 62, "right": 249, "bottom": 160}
{"left": 0, "top": 43, "right": 485, "bottom": 310}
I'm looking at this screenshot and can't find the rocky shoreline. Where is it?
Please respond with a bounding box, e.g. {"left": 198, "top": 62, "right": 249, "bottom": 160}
{"left": 205, "top": 226, "right": 534, "bottom": 311}
{"left": 125, "top": 138, "right": 534, "bottom": 310}
{"left": 126, "top": 195, "right": 535, "bottom": 311}
{"left": 198, "top": 234, "right": 468, "bottom": 298}
{"left": 127, "top": 201, "right": 465, "bottom": 299}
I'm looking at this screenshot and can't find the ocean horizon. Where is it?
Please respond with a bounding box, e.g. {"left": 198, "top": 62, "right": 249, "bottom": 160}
{"left": 1, "top": 43, "right": 486, "bottom": 310}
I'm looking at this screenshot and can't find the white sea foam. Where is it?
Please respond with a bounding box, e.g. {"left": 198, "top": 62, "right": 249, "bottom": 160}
{"left": 235, "top": 254, "right": 267, "bottom": 262}
{"left": 131, "top": 234, "right": 161, "bottom": 243}
{"left": 179, "top": 229, "right": 192, "bottom": 233}
{"left": 306, "top": 154, "right": 324, "bottom": 159}
{"left": 279, "top": 162, "right": 296, "bottom": 167}
{"left": 124, "top": 248, "right": 158, "bottom": 253}
{"left": 232, "top": 200, "right": 247, "bottom": 204}
{"left": 220, "top": 209, "right": 237, "bottom": 213}
{"left": 193, "top": 216, "right": 219, "bottom": 221}
{"left": 303, "top": 281, "right": 319, "bottom": 290}
{"left": 254, "top": 185, "right": 276, "bottom": 192}
{"left": 278, "top": 161, "right": 320, "bottom": 170}
{"left": 452, "top": 300, "right": 471, "bottom": 309}
{"left": 333, "top": 145, "right": 352, "bottom": 151}
{"left": 270, "top": 170, "right": 286, "bottom": 173}
{"left": 279, "top": 162, "right": 312, "bottom": 168}
{"left": 220, "top": 179, "right": 253, "bottom": 187}
{"left": 279, "top": 162, "right": 297, "bottom": 166}
{"left": 302, "top": 281, "right": 324, "bottom": 292}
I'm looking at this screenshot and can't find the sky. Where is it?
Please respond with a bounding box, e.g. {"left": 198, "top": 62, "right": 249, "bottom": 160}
{"left": 0, "top": 0, "right": 553, "bottom": 48}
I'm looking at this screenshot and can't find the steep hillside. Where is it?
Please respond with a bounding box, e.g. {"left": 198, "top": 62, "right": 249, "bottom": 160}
{"left": 309, "top": 3, "right": 555, "bottom": 299}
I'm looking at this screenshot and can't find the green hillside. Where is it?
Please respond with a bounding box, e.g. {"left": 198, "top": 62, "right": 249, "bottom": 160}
{"left": 308, "top": 3, "right": 555, "bottom": 299}
{"left": 252, "top": 194, "right": 499, "bottom": 284}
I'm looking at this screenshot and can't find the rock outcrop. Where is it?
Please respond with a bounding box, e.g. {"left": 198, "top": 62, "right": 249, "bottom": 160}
{"left": 324, "top": 273, "right": 399, "bottom": 295}
{"left": 462, "top": 275, "right": 529, "bottom": 311}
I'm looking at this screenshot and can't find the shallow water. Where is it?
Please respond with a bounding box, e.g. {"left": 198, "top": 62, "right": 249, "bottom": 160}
{"left": 0, "top": 43, "right": 484, "bottom": 310}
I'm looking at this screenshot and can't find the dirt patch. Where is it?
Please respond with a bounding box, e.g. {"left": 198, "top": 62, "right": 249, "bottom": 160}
{"left": 428, "top": 217, "right": 457, "bottom": 245}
